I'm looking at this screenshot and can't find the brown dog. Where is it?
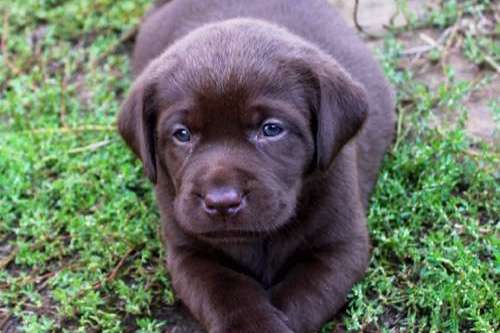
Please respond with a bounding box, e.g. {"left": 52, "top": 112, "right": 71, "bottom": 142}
{"left": 118, "top": 0, "right": 395, "bottom": 332}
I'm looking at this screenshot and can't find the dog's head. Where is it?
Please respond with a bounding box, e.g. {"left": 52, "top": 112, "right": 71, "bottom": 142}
{"left": 118, "top": 19, "right": 368, "bottom": 242}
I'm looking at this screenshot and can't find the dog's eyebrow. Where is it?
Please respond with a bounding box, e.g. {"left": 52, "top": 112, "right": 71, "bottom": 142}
{"left": 250, "top": 96, "right": 305, "bottom": 113}
{"left": 157, "top": 98, "right": 195, "bottom": 114}
{"left": 248, "top": 97, "right": 309, "bottom": 139}
{"left": 250, "top": 97, "right": 307, "bottom": 123}
{"left": 156, "top": 105, "right": 193, "bottom": 134}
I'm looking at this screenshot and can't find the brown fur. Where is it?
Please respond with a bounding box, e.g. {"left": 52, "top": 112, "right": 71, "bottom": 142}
{"left": 118, "top": 1, "right": 395, "bottom": 332}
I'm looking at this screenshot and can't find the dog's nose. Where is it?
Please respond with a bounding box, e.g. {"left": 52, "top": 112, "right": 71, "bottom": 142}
{"left": 203, "top": 186, "right": 243, "bottom": 216}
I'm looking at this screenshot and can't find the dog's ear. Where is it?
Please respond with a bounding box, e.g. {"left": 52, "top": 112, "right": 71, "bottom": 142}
{"left": 118, "top": 78, "right": 158, "bottom": 183}
{"left": 296, "top": 51, "right": 369, "bottom": 171}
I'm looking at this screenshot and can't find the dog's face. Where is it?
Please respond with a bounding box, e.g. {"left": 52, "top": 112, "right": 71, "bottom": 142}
{"left": 155, "top": 65, "right": 313, "bottom": 241}
{"left": 118, "top": 19, "right": 368, "bottom": 243}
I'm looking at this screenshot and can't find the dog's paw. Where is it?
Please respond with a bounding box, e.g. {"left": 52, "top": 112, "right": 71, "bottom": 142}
{"left": 212, "top": 306, "right": 294, "bottom": 333}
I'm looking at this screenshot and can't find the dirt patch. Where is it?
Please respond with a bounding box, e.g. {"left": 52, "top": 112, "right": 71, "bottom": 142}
{"left": 465, "top": 75, "right": 499, "bottom": 144}
{"left": 158, "top": 304, "right": 204, "bottom": 333}
{"left": 329, "top": 0, "right": 426, "bottom": 34}
{"left": 398, "top": 34, "right": 498, "bottom": 144}
{"left": 330, "top": 0, "right": 499, "bottom": 144}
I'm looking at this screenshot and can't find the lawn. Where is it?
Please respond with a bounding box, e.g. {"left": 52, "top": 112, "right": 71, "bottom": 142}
{"left": 0, "top": 0, "right": 498, "bottom": 332}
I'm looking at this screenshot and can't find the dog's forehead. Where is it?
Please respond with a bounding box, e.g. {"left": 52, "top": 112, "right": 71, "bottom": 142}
{"left": 180, "top": 31, "right": 287, "bottom": 95}
{"left": 152, "top": 19, "right": 313, "bottom": 135}
{"left": 172, "top": 19, "right": 294, "bottom": 66}
{"left": 150, "top": 18, "right": 309, "bottom": 92}
{"left": 164, "top": 64, "right": 309, "bottom": 134}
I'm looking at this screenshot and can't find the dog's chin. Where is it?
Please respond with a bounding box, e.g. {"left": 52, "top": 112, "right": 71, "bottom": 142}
{"left": 175, "top": 212, "right": 294, "bottom": 244}
{"left": 179, "top": 223, "right": 279, "bottom": 244}
{"left": 196, "top": 230, "right": 267, "bottom": 244}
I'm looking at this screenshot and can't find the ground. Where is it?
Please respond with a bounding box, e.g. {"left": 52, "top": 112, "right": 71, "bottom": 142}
{"left": 0, "top": 0, "right": 498, "bottom": 332}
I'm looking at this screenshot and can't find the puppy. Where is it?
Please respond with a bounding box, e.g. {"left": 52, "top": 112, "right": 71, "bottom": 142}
{"left": 118, "top": 0, "right": 395, "bottom": 332}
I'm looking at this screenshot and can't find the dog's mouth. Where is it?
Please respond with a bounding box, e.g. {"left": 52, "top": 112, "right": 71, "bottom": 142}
{"left": 198, "top": 230, "right": 266, "bottom": 241}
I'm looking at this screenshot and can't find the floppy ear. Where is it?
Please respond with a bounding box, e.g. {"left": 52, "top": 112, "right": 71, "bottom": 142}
{"left": 303, "top": 53, "right": 369, "bottom": 171}
{"left": 118, "top": 79, "right": 158, "bottom": 183}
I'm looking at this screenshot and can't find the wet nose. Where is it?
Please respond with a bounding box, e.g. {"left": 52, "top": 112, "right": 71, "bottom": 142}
{"left": 203, "top": 186, "right": 243, "bottom": 216}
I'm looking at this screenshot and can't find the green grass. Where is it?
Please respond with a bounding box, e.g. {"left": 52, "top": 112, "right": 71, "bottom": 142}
{"left": 0, "top": 0, "right": 498, "bottom": 332}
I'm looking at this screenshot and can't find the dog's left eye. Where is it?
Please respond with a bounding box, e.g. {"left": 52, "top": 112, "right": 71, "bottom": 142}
{"left": 173, "top": 127, "right": 191, "bottom": 142}
{"left": 262, "top": 122, "right": 284, "bottom": 137}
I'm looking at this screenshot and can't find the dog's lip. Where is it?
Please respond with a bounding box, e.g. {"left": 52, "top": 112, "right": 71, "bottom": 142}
{"left": 199, "top": 230, "right": 265, "bottom": 239}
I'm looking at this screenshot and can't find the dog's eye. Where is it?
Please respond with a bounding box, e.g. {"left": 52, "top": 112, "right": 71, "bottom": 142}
{"left": 173, "top": 127, "right": 191, "bottom": 142}
{"left": 262, "top": 122, "right": 284, "bottom": 137}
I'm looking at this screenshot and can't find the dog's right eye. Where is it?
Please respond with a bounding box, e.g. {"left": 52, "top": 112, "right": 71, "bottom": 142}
{"left": 262, "top": 123, "right": 284, "bottom": 137}
{"left": 173, "top": 127, "right": 191, "bottom": 143}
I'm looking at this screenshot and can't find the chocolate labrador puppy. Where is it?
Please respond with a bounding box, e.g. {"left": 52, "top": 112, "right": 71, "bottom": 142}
{"left": 118, "top": 0, "right": 395, "bottom": 332}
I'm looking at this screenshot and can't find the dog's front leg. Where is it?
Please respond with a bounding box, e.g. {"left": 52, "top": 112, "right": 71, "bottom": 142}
{"left": 168, "top": 247, "right": 294, "bottom": 333}
{"left": 270, "top": 235, "right": 369, "bottom": 333}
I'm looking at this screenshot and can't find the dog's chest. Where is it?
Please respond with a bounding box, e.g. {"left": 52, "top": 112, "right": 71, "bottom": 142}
{"left": 221, "top": 241, "right": 290, "bottom": 288}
